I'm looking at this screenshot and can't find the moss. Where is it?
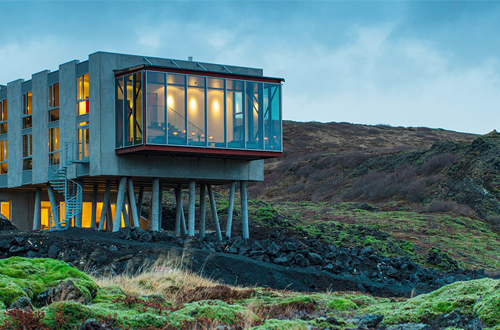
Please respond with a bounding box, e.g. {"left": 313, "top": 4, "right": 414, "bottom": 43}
{"left": 0, "top": 257, "right": 98, "bottom": 306}
{"left": 278, "top": 295, "right": 317, "bottom": 306}
{"left": 92, "top": 285, "right": 126, "bottom": 303}
{"left": 327, "top": 298, "right": 358, "bottom": 311}
{"left": 168, "top": 300, "right": 248, "bottom": 326}
{"left": 251, "top": 319, "right": 308, "bottom": 330}
{"left": 0, "top": 274, "right": 29, "bottom": 306}
{"left": 367, "top": 279, "right": 500, "bottom": 327}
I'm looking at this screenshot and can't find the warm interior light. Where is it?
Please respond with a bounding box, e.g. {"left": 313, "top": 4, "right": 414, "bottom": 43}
{"left": 213, "top": 100, "right": 220, "bottom": 113}
{"left": 173, "top": 131, "right": 178, "bottom": 136}
{"left": 189, "top": 98, "right": 197, "bottom": 112}
{"left": 209, "top": 136, "right": 213, "bottom": 140}
{"left": 167, "top": 95, "right": 174, "bottom": 108}
{"left": 182, "top": 130, "right": 186, "bottom": 134}
{"left": 200, "top": 134, "right": 205, "bottom": 138}
{"left": 191, "top": 132, "right": 196, "bottom": 136}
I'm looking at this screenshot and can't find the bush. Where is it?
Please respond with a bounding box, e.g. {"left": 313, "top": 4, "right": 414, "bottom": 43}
{"left": 421, "top": 153, "right": 460, "bottom": 175}
{"left": 424, "top": 200, "right": 460, "bottom": 213}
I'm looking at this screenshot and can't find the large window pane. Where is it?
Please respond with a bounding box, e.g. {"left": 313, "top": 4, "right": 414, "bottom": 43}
{"left": 167, "top": 74, "right": 186, "bottom": 145}
{"left": 115, "top": 78, "right": 124, "bottom": 148}
{"left": 147, "top": 72, "right": 166, "bottom": 144}
{"left": 226, "top": 80, "right": 244, "bottom": 149}
{"left": 264, "top": 84, "right": 282, "bottom": 151}
{"left": 124, "top": 75, "right": 133, "bottom": 147}
{"left": 133, "top": 72, "right": 143, "bottom": 144}
{"left": 188, "top": 84, "right": 205, "bottom": 146}
{"left": 245, "top": 82, "right": 263, "bottom": 150}
{"left": 207, "top": 78, "right": 225, "bottom": 148}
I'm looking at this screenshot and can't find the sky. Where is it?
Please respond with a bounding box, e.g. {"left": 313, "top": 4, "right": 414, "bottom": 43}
{"left": 0, "top": 1, "right": 499, "bottom": 134}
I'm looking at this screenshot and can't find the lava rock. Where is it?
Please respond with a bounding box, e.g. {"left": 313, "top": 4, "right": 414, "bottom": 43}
{"left": 273, "top": 256, "right": 289, "bottom": 265}
{"left": 0, "top": 239, "right": 10, "bottom": 250}
{"left": 47, "top": 244, "right": 60, "bottom": 259}
{"left": 0, "top": 216, "right": 17, "bottom": 231}
{"left": 9, "top": 297, "right": 33, "bottom": 310}
{"left": 282, "top": 242, "right": 297, "bottom": 252}
{"left": 80, "top": 319, "right": 112, "bottom": 330}
{"left": 294, "top": 253, "right": 310, "bottom": 267}
{"left": 138, "top": 232, "right": 152, "bottom": 243}
{"left": 307, "top": 252, "right": 323, "bottom": 265}
{"left": 358, "top": 314, "right": 384, "bottom": 328}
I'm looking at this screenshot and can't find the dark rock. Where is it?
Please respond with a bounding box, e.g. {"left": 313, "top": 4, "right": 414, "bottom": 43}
{"left": 175, "top": 237, "right": 184, "bottom": 247}
{"left": 119, "top": 227, "right": 131, "bottom": 240}
{"left": 266, "top": 241, "right": 280, "bottom": 257}
{"left": 11, "top": 236, "right": 26, "bottom": 245}
{"left": 108, "top": 245, "right": 119, "bottom": 252}
{"left": 358, "top": 314, "right": 384, "bottom": 328}
{"left": 9, "top": 245, "right": 28, "bottom": 254}
{"left": 454, "top": 274, "right": 468, "bottom": 282}
{"left": 80, "top": 319, "right": 112, "bottom": 330}
{"left": 38, "top": 280, "right": 94, "bottom": 306}
{"left": 325, "top": 316, "right": 339, "bottom": 325}
{"left": 226, "top": 247, "right": 238, "bottom": 254}
{"left": 360, "top": 247, "right": 373, "bottom": 256}
{"left": 273, "top": 256, "right": 289, "bottom": 265}
{"left": 0, "top": 239, "right": 10, "bottom": 250}
{"left": 251, "top": 241, "right": 263, "bottom": 251}
{"left": 47, "top": 244, "right": 60, "bottom": 259}
{"left": 282, "top": 242, "right": 297, "bottom": 252}
{"left": 26, "top": 251, "right": 37, "bottom": 258}
{"left": 9, "top": 296, "right": 33, "bottom": 310}
{"left": 307, "top": 252, "right": 323, "bottom": 265}
{"left": 323, "top": 263, "right": 334, "bottom": 272}
{"left": 0, "top": 217, "right": 17, "bottom": 231}
{"left": 294, "top": 254, "right": 310, "bottom": 267}
{"left": 138, "top": 232, "right": 152, "bottom": 243}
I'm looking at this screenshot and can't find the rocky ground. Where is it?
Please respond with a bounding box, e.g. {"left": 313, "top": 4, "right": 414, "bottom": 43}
{"left": 0, "top": 220, "right": 487, "bottom": 298}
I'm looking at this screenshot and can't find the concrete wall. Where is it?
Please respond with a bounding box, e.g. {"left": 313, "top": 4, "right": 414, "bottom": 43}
{"left": 7, "top": 79, "right": 23, "bottom": 188}
{"left": 32, "top": 70, "right": 49, "bottom": 184}
{"left": 0, "top": 190, "right": 35, "bottom": 231}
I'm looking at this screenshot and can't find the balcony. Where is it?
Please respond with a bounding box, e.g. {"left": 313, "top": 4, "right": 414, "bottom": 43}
{"left": 115, "top": 69, "right": 282, "bottom": 160}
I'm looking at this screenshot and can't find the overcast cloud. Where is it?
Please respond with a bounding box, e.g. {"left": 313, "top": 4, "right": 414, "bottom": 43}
{"left": 0, "top": 1, "right": 499, "bottom": 134}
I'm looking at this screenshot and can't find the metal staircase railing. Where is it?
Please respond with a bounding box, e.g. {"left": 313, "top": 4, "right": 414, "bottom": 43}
{"left": 48, "top": 141, "right": 84, "bottom": 230}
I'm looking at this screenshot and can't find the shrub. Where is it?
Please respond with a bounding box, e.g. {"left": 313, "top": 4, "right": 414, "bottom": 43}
{"left": 424, "top": 200, "right": 460, "bottom": 213}
{"left": 421, "top": 153, "right": 460, "bottom": 175}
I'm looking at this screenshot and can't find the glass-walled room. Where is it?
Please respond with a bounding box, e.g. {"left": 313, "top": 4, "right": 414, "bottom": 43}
{"left": 115, "top": 70, "right": 282, "bottom": 152}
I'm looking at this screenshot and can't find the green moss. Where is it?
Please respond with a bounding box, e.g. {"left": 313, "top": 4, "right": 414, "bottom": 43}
{"left": 327, "top": 298, "right": 358, "bottom": 311}
{"left": 278, "top": 294, "right": 317, "bottom": 306}
{"left": 169, "top": 300, "right": 248, "bottom": 326}
{"left": 366, "top": 278, "right": 500, "bottom": 327}
{"left": 251, "top": 319, "right": 308, "bottom": 330}
{"left": 92, "top": 285, "right": 126, "bottom": 303}
{"left": 0, "top": 257, "right": 98, "bottom": 306}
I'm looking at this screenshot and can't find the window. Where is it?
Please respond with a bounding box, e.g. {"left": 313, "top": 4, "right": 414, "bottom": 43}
{"left": 115, "top": 73, "right": 143, "bottom": 147}
{"left": 0, "top": 201, "right": 10, "bottom": 220}
{"left": 167, "top": 74, "right": 186, "bottom": 145}
{"left": 48, "top": 128, "right": 60, "bottom": 165}
{"left": 264, "top": 84, "right": 282, "bottom": 150}
{"left": 0, "top": 140, "right": 7, "bottom": 174}
{"left": 77, "top": 73, "right": 89, "bottom": 115}
{"left": 207, "top": 78, "right": 225, "bottom": 147}
{"left": 22, "top": 92, "right": 32, "bottom": 129}
{"left": 227, "top": 80, "right": 244, "bottom": 149}
{"left": 78, "top": 122, "right": 89, "bottom": 160}
{"left": 146, "top": 72, "right": 166, "bottom": 144}
{"left": 0, "top": 99, "right": 7, "bottom": 134}
{"left": 49, "top": 83, "right": 59, "bottom": 122}
{"left": 187, "top": 76, "right": 206, "bottom": 146}
{"left": 245, "top": 82, "right": 263, "bottom": 150}
{"left": 22, "top": 134, "right": 32, "bottom": 171}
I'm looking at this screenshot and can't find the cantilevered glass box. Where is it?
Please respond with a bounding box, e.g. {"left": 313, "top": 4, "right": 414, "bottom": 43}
{"left": 115, "top": 68, "right": 282, "bottom": 159}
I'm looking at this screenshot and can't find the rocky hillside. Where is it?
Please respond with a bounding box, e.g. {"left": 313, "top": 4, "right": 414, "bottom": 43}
{"left": 252, "top": 122, "right": 500, "bottom": 222}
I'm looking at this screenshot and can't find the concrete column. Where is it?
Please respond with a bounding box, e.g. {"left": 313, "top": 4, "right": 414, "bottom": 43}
{"left": 32, "top": 188, "right": 42, "bottom": 230}
{"left": 59, "top": 60, "right": 78, "bottom": 179}
{"left": 207, "top": 184, "right": 223, "bottom": 241}
{"left": 113, "top": 176, "right": 127, "bottom": 232}
{"left": 122, "top": 195, "right": 130, "bottom": 228}
{"left": 32, "top": 71, "right": 49, "bottom": 184}
{"left": 90, "top": 185, "right": 98, "bottom": 228}
{"left": 106, "top": 201, "right": 113, "bottom": 231}
{"left": 175, "top": 184, "right": 182, "bottom": 236}
{"left": 127, "top": 178, "right": 140, "bottom": 228}
{"left": 226, "top": 181, "right": 236, "bottom": 238}
{"left": 181, "top": 199, "right": 188, "bottom": 235}
{"left": 75, "top": 179, "right": 83, "bottom": 228}
{"left": 7, "top": 79, "right": 23, "bottom": 188}
{"left": 47, "top": 183, "right": 60, "bottom": 229}
{"left": 188, "top": 180, "right": 196, "bottom": 237}
{"left": 151, "top": 178, "right": 160, "bottom": 231}
{"left": 240, "top": 181, "right": 249, "bottom": 239}
{"left": 136, "top": 185, "right": 144, "bottom": 223}
{"left": 98, "top": 180, "right": 111, "bottom": 231}
{"left": 199, "top": 183, "right": 207, "bottom": 238}
{"left": 158, "top": 180, "right": 163, "bottom": 230}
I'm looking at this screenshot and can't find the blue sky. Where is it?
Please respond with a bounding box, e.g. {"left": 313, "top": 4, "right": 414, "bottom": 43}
{"left": 0, "top": 1, "right": 499, "bottom": 134}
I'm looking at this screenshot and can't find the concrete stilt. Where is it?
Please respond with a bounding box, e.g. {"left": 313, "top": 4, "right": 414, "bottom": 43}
{"left": 188, "top": 180, "right": 196, "bottom": 237}
{"left": 137, "top": 185, "right": 144, "bottom": 222}
{"left": 240, "top": 181, "right": 249, "bottom": 239}
{"left": 122, "top": 193, "right": 130, "bottom": 228}
{"left": 47, "top": 183, "right": 60, "bottom": 229}
{"left": 175, "top": 184, "right": 182, "bottom": 236}
{"left": 207, "top": 184, "right": 223, "bottom": 241}
{"left": 158, "top": 181, "right": 163, "bottom": 230}
{"left": 98, "top": 180, "right": 111, "bottom": 231}
{"left": 199, "top": 183, "right": 207, "bottom": 238}
{"left": 106, "top": 201, "right": 113, "bottom": 231}
{"left": 127, "top": 178, "right": 140, "bottom": 228}
{"left": 113, "top": 177, "right": 127, "bottom": 232}
{"left": 75, "top": 179, "right": 83, "bottom": 228}
{"left": 181, "top": 200, "right": 188, "bottom": 235}
{"left": 90, "top": 185, "right": 98, "bottom": 228}
{"left": 151, "top": 178, "right": 160, "bottom": 231}
{"left": 226, "top": 181, "right": 236, "bottom": 238}
{"left": 33, "top": 188, "right": 42, "bottom": 230}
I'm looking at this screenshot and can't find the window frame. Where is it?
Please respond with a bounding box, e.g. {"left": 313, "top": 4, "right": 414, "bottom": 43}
{"left": 48, "top": 82, "right": 60, "bottom": 122}
{"left": 0, "top": 139, "right": 7, "bottom": 175}
{"left": 77, "top": 73, "right": 90, "bottom": 116}
{"left": 22, "top": 134, "right": 32, "bottom": 171}
{"left": 0, "top": 99, "right": 7, "bottom": 134}
{"left": 22, "top": 91, "right": 32, "bottom": 129}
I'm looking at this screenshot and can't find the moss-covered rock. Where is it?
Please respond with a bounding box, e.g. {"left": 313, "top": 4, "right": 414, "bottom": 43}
{"left": 251, "top": 319, "right": 308, "bottom": 330}
{"left": 327, "top": 297, "right": 358, "bottom": 311}
{"left": 0, "top": 257, "right": 98, "bottom": 306}
{"left": 168, "top": 300, "right": 248, "bottom": 326}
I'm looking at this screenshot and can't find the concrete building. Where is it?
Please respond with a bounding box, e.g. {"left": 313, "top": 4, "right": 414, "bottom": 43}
{"left": 0, "top": 52, "right": 283, "bottom": 238}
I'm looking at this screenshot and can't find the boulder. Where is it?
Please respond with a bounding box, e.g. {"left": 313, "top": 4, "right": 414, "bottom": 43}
{"left": 0, "top": 239, "right": 10, "bottom": 250}
{"left": 273, "top": 256, "right": 289, "bottom": 266}
{"left": 9, "top": 296, "right": 33, "bottom": 310}
{"left": 38, "top": 280, "right": 94, "bottom": 305}
{"left": 294, "top": 254, "right": 310, "bottom": 267}
{"left": 47, "top": 244, "right": 60, "bottom": 259}
{"left": 307, "top": 252, "right": 323, "bottom": 265}
{"left": 0, "top": 216, "right": 17, "bottom": 231}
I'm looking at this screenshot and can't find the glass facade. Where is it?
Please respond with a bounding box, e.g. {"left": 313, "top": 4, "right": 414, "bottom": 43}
{"left": 0, "top": 99, "right": 7, "bottom": 134}
{"left": 115, "top": 70, "right": 282, "bottom": 153}
{"left": 0, "top": 139, "right": 7, "bottom": 174}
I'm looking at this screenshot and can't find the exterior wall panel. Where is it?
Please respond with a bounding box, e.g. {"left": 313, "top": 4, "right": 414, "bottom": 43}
{"left": 7, "top": 79, "right": 23, "bottom": 187}
{"left": 32, "top": 70, "right": 49, "bottom": 184}
{"left": 59, "top": 61, "right": 78, "bottom": 179}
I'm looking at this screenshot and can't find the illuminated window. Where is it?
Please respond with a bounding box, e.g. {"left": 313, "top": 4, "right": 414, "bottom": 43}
{"left": 0, "top": 201, "right": 10, "bottom": 220}
{"left": 227, "top": 80, "right": 244, "bottom": 149}
{"left": 77, "top": 73, "right": 89, "bottom": 115}
{"left": 0, "top": 99, "right": 7, "bottom": 134}
{"left": 48, "top": 83, "right": 59, "bottom": 122}
{"left": 115, "top": 73, "right": 143, "bottom": 148}
{"left": 22, "top": 92, "right": 32, "bottom": 129}
{"left": 207, "top": 78, "right": 225, "bottom": 147}
{"left": 78, "top": 124, "right": 89, "bottom": 160}
{"left": 0, "top": 140, "right": 7, "bottom": 174}
{"left": 187, "top": 76, "right": 206, "bottom": 146}
{"left": 22, "top": 134, "right": 32, "bottom": 171}
{"left": 48, "top": 128, "right": 60, "bottom": 166}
